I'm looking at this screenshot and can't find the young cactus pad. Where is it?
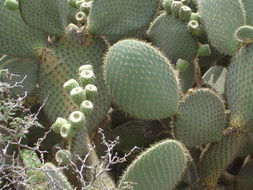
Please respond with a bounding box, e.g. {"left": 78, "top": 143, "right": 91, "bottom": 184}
{"left": 103, "top": 39, "right": 180, "bottom": 119}
{"left": 226, "top": 43, "right": 253, "bottom": 131}
{"left": 118, "top": 139, "right": 189, "bottom": 190}
{"left": 174, "top": 89, "right": 225, "bottom": 147}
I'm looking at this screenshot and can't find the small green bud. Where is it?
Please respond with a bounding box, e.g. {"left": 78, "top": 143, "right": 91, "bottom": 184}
{"left": 79, "top": 70, "right": 96, "bottom": 87}
{"left": 4, "top": 0, "right": 19, "bottom": 11}
{"left": 162, "top": 0, "right": 173, "bottom": 14}
{"left": 80, "top": 100, "right": 94, "bottom": 116}
{"left": 84, "top": 84, "right": 97, "bottom": 100}
{"left": 179, "top": 6, "right": 192, "bottom": 22}
{"left": 75, "top": 11, "right": 87, "bottom": 23}
{"left": 60, "top": 123, "right": 76, "bottom": 139}
{"left": 55, "top": 150, "right": 73, "bottom": 165}
{"left": 68, "top": 0, "right": 77, "bottom": 8}
{"left": 235, "top": 25, "right": 253, "bottom": 44}
{"left": 197, "top": 44, "right": 211, "bottom": 57}
{"left": 63, "top": 79, "right": 79, "bottom": 94}
{"left": 187, "top": 20, "right": 204, "bottom": 37}
{"left": 70, "top": 87, "right": 86, "bottom": 106}
{"left": 52, "top": 117, "right": 69, "bottom": 134}
{"left": 79, "top": 64, "right": 93, "bottom": 73}
{"left": 171, "top": 1, "right": 183, "bottom": 18}
{"left": 68, "top": 111, "right": 86, "bottom": 129}
{"left": 189, "top": 12, "right": 201, "bottom": 22}
{"left": 176, "top": 59, "right": 190, "bottom": 72}
{"left": 80, "top": 2, "right": 91, "bottom": 15}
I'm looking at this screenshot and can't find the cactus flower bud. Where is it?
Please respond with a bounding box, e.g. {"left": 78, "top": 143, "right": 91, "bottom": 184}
{"left": 79, "top": 70, "right": 96, "bottom": 87}
{"left": 84, "top": 84, "right": 97, "bottom": 100}
{"left": 179, "top": 6, "right": 192, "bottom": 22}
{"left": 52, "top": 117, "right": 69, "bottom": 134}
{"left": 63, "top": 79, "right": 79, "bottom": 94}
{"left": 4, "top": 0, "right": 19, "bottom": 11}
{"left": 55, "top": 150, "right": 73, "bottom": 165}
{"left": 197, "top": 44, "right": 211, "bottom": 57}
{"left": 70, "top": 87, "right": 86, "bottom": 106}
{"left": 171, "top": 1, "right": 183, "bottom": 18}
{"left": 80, "top": 100, "right": 94, "bottom": 116}
{"left": 68, "top": 111, "right": 86, "bottom": 129}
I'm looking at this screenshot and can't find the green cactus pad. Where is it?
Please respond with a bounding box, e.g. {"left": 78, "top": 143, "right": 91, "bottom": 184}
{"left": 178, "top": 62, "right": 197, "bottom": 93}
{"left": 39, "top": 26, "right": 111, "bottom": 132}
{"left": 41, "top": 163, "right": 73, "bottom": 190}
{"left": 87, "top": 0, "right": 159, "bottom": 36}
{"left": 198, "top": 0, "right": 244, "bottom": 55}
{"left": 199, "top": 133, "right": 243, "bottom": 186}
{"left": 38, "top": 25, "right": 110, "bottom": 156}
{"left": 104, "top": 39, "right": 179, "bottom": 119}
{"left": 0, "top": 57, "right": 39, "bottom": 95}
{"left": 19, "top": 0, "right": 68, "bottom": 36}
{"left": 0, "top": 1, "right": 47, "bottom": 58}
{"left": 174, "top": 89, "right": 225, "bottom": 147}
{"left": 226, "top": 43, "right": 253, "bottom": 131}
{"left": 203, "top": 66, "right": 227, "bottom": 97}
{"left": 118, "top": 139, "right": 189, "bottom": 190}
{"left": 147, "top": 13, "right": 198, "bottom": 64}
{"left": 236, "top": 158, "right": 253, "bottom": 190}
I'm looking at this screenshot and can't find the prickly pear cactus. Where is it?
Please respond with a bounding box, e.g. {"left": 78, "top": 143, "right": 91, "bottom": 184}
{"left": 174, "top": 89, "right": 225, "bottom": 147}
{"left": 3, "top": 0, "right": 253, "bottom": 189}
{"left": 147, "top": 13, "right": 198, "bottom": 63}
{"left": 104, "top": 39, "right": 180, "bottom": 119}
{"left": 226, "top": 43, "right": 253, "bottom": 131}
{"left": 118, "top": 139, "right": 189, "bottom": 190}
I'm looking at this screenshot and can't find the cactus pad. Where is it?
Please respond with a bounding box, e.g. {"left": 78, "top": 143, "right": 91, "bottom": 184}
{"left": 226, "top": 43, "right": 253, "bottom": 131}
{"left": 174, "top": 89, "right": 225, "bottom": 147}
{"left": 39, "top": 26, "right": 111, "bottom": 137}
{"left": 178, "top": 62, "right": 197, "bottom": 93}
{"left": 87, "top": 0, "right": 159, "bottom": 36}
{"left": 118, "top": 139, "right": 189, "bottom": 190}
{"left": 104, "top": 39, "right": 179, "bottom": 119}
{"left": 147, "top": 13, "right": 198, "bottom": 64}
{"left": 199, "top": 133, "right": 243, "bottom": 186}
{"left": 0, "top": 1, "right": 47, "bottom": 58}
{"left": 198, "top": 0, "right": 244, "bottom": 55}
{"left": 19, "top": 0, "right": 68, "bottom": 36}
